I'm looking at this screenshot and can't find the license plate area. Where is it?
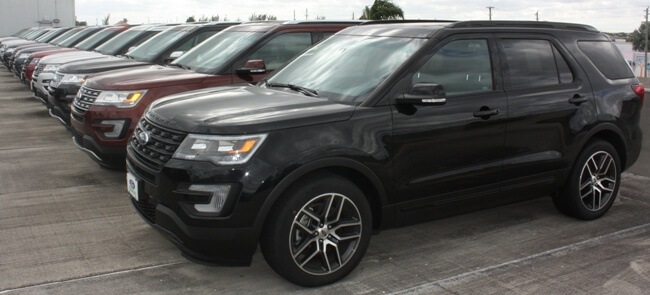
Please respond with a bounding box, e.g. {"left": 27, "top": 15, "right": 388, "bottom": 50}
{"left": 127, "top": 171, "right": 141, "bottom": 201}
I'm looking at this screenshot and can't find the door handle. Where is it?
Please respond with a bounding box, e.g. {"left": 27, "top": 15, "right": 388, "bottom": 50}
{"left": 473, "top": 108, "right": 500, "bottom": 119}
{"left": 569, "top": 94, "right": 588, "bottom": 105}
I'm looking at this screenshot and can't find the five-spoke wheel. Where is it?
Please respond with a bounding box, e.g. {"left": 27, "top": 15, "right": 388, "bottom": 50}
{"left": 261, "top": 173, "right": 371, "bottom": 287}
{"left": 554, "top": 140, "right": 621, "bottom": 220}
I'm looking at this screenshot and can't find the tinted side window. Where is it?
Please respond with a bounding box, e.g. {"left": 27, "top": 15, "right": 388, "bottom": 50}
{"left": 249, "top": 33, "right": 312, "bottom": 71}
{"left": 412, "top": 39, "right": 493, "bottom": 96}
{"left": 502, "top": 39, "right": 573, "bottom": 88}
{"left": 578, "top": 41, "right": 634, "bottom": 80}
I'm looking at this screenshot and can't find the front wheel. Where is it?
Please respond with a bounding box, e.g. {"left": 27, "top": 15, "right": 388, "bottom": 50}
{"left": 554, "top": 140, "right": 621, "bottom": 220}
{"left": 260, "top": 173, "right": 372, "bottom": 287}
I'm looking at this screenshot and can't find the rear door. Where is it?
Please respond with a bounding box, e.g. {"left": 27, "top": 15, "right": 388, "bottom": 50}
{"left": 496, "top": 34, "right": 596, "bottom": 189}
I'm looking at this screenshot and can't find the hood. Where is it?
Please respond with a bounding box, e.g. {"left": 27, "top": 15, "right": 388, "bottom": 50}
{"left": 40, "top": 51, "right": 103, "bottom": 64}
{"left": 32, "top": 48, "right": 77, "bottom": 58}
{"left": 58, "top": 56, "right": 149, "bottom": 74}
{"left": 85, "top": 65, "right": 209, "bottom": 90}
{"left": 146, "top": 85, "right": 356, "bottom": 134}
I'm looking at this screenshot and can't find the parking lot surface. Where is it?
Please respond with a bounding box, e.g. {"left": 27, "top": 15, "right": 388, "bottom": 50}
{"left": 1, "top": 70, "right": 650, "bottom": 294}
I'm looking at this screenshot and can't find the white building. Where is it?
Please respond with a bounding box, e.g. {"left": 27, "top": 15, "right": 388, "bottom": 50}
{"left": 0, "top": 0, "right": 76, "bottom": 37}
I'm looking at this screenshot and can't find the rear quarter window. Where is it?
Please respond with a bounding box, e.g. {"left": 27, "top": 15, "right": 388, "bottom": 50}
{"left": 578, "top": 41, "right": 634, "bottom": 80}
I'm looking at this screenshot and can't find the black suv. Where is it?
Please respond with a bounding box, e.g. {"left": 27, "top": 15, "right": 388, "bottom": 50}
{"left": 126, "top": 21, "right": 644, "bottom": 286}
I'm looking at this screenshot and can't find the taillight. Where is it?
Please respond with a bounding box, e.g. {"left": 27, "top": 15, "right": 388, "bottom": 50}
{"left": 632, "top": 84, "right": 645, "bottom": 108}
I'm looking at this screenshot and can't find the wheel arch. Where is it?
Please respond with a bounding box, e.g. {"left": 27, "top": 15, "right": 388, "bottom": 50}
{"left": 580, "top": 123, "right": 628, "bottom": 169}
{"left": 253, "top": 157, "right": 389, "bottom": 239}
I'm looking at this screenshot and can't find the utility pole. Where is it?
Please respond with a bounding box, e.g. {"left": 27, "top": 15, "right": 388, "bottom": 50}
{"left": 352, "top": 12, "right": 355, "bottom": 20}
{"left": 535, "top": 11, "right": 539, "bottom": 21}
{"left": 487, "top": 6, "right": 494, "bottom": 21}
{"left": 305, "top": 9, "right": 308, "bottom": 20}
{"left": 643, "top": 6, "right": 648, "bottom": 78}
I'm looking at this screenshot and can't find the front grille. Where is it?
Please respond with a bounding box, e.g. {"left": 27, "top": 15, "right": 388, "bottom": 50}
{"left": 131, "top": 196, "right": 157, "bottom": 223}
{"left": 130, "top": 117, "right": 187, "bottom": 169}
{"left": 33, "top": 63, "right": 45, "bottom": 78}
{"left": 72, "top": 86, "right": 101, "bottom": 115}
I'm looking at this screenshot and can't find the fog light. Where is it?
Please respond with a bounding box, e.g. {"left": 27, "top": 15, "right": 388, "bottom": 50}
{"left": 101, "top": 120, "right": 126, "bottom": 138}
{"left": 191, "top": 184, "right": 231, "bottom": 213}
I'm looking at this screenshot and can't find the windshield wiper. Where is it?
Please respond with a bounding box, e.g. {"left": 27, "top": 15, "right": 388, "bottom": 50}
{"left": 264, "top": 80, "right": 318, "bottom": 97}
{"left": 169, "top": 63, "right": 191, "bottom": 70}
{"left": 123, "top": 54, "right": 134, "bottom": 59}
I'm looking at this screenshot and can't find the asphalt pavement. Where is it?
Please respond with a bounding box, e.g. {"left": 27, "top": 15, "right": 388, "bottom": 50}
{"left": 1, "top": 70, "right": 649, "bottom": 294}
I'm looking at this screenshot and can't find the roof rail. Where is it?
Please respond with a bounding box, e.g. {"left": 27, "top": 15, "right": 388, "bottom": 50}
{"left": 282, "top": 20, "right": 365, "bottom": 25}
{"left": 448, "top": 21, "right": 599, "bottom": 32}
{"left": 361, "top": 19, "right": 457, "bottom": 25}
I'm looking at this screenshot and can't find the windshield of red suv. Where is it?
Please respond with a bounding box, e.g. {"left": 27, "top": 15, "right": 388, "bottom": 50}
{"left": 95, "top": 28, "right": 147, "bottom": 56}
{"left": 172, "top": 31, "right": 263, "bottom": 74}
{"left": 75, "top": 28, "right": 121, "bottom": 50}
{"left": 50, "top": 28, "right": 83, "bottom": 45}
{"left": 58, "top": 28, "right": 101, "bottom": 48}
{"left": 266, "top": 34, "right": 426, "bottom": 105}
{"left": 125, "top": 27, "right": 193, "bottom": 62}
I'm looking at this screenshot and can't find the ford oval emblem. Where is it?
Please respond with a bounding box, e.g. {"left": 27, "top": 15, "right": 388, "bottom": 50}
{"left": 137, "top": 131, "right": 151, "bottom": 146}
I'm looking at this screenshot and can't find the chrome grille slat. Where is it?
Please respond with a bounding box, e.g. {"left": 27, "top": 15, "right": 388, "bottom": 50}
{"left": 130, "top": 117, "right": 187, "bottom": 169}
{"left": 73, "top": 85, "right": 100, "bottom": 115}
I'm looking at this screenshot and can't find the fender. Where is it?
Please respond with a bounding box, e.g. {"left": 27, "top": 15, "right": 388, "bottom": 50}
{"left": 577, "top": 122, "right": 628, "bottom": 164}
{"left": 252, "top": 157, "right": 389, "bottom": 237}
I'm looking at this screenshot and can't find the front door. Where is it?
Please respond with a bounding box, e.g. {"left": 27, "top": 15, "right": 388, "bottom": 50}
{"left": 391, "top": 36, "right": 507, "bottom": 224}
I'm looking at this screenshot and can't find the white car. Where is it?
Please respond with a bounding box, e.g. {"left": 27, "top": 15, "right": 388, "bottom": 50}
{"left": 31, "top": 51, "right": 104, "bottom": 102}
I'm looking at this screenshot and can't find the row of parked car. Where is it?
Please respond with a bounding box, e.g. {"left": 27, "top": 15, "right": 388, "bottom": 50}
{"left": 1, "top": 20, "right": 644, "bottom": 287}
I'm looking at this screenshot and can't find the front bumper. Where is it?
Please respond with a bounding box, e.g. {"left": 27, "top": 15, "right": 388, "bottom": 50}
{"left": 47, "top": 83, "right": 80, "bottom": 127}
{"left": 125, "top": 152, "right": 267, "bottom": 266}
{"left": 32, "top": 71, "right": 55, "bottom": 104}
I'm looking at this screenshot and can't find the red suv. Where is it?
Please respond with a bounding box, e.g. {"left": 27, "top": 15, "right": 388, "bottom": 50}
{"left": 71, "top": 21, "right": 360, "bottom": 169}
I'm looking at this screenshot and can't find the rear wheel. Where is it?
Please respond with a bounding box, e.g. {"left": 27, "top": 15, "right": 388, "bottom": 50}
{"left": 554, "top": 140, "right": 621, "bottom": 220}
{"left": 260, "top": 173, "right": 372, "bottom": 287}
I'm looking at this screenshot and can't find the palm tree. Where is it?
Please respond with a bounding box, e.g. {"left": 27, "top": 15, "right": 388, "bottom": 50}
{"left": 359, "top": 0, "right": 404, "bottom": 20}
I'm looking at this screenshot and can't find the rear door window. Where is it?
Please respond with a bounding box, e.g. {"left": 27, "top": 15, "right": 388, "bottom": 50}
{"left": 501, "top": 39, "right": 574, "bottom": 89}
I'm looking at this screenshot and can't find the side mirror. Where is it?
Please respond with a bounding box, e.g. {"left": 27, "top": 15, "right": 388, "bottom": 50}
{"left": 127, "top": 46, "right": 136, "bottom": 52}
{"left": 396, "top": 83, "right": 447, "bottom": 105}
{"left": 236, "top": 59, "right": 267, "bottom": 75}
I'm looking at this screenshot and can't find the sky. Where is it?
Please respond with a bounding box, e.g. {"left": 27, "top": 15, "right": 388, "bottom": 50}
{"left": 75, "top": 0, "right": 649, "bottom": 33}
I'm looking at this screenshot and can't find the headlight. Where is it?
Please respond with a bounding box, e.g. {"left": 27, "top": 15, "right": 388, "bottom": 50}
{"left": 17, "top": 53, "right": 30, "bottom": 59}
{"left": 93, "top": 90, "right": 147, "bottom": 108}
{"left": 43, "top": 64, "right": 60, "bottom": 72}
{"left": 173, "top": 134, "right": 267, "bottom": 165}
{"left": 60, "top": 73, "right": 87, "bottom": 85}
{"left": 30, "top": 58, "right": 40, "bottom": 65}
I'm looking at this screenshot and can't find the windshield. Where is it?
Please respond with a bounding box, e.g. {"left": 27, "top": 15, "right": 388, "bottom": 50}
{"left": 35, "top": 30, "right": 57, "bottom": 42}
{"left": 50, "top": 28, "right": 82, "bottom": 45}
{"left": 266, "top": 35, "right": 426, "bottom": 105}
{"left": 75, "top": 28, "right": 119, "bottom": 50}
{"left": 95, "top": 29, "right": 143, "bottom": 55}
{"left": 126, "top": 28, "right": 191, "bottom": 62}
{"left": 59, "top": 28, "right": 100, "bottom": 48}
{"left": 173, "top": 31, "right": 263, "bottom": 74}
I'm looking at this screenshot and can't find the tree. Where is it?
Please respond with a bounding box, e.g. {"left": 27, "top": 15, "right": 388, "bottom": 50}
{"left": 359, "top": 0, "right": 404, "bottom": 20}
{"left": 102, "top": 13, "right": 111, "bottom": 25}
{"left": 186, "top": 16, "right": 196, "bottom": 23}
{"left": 211, "top": 15, "right": 220, "bottom": 21}
{"left": 316, "top": 15, "right": 326, "bottom": 20}
{"left": 75, "top": 18, "right": 87, "bottom": 26}
{"left": 249, "top": 13, "right": 278, "bottom": 21}
{"left": 628, "top": 22, "right": 649, "bottom": 51}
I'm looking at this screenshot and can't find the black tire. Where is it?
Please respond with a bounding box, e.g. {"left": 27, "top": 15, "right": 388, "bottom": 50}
{"left": 553, "top": 140, "right": 621, "bottom": 220}
{"left": 260, "top": 173, "right": 372, "bottom": 287}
